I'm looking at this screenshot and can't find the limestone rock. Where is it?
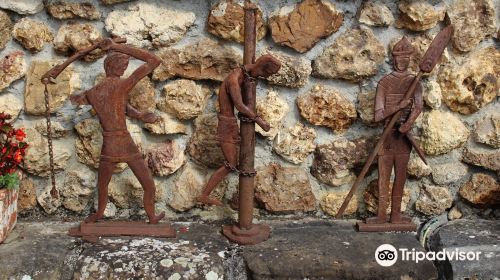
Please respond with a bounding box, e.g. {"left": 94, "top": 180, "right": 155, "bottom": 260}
{"left": 168, "top": 163, "right": 226, "bottom": 212}
{"left": 108, "top": 171, "right": 164, "bottom": 209}
{"left": 158, "top": 79, "right": 212, "bottom": 120}
{"left": 153, "top": 39, "right": 242, "bottom": 82}
{"left": 364, "top": 179, "right": 410, "bottom": 215}
{"left": 100, "top": 0, "right": 133, "bottom": 4}
{"left": 312, "top": 27, "right": 385, "bottom": 81}
{"left": 357, "top": 90, "right": 377, "bottom": 126}
{"left": 462, "top": 145, "right": 500, "bottom": 172}
{"left": 321, "top": 191, "right": 358, "bottom": 217}
{"left": 37, "top": 185, "right": 61, "bottom": 214}
{"left": 432, "top": 162, "right": 468, "bottom": 185}
{"left": 74, "top": 118, "right": 128, "bottom": 172}
{"left": 459, "top": 173, "right": 500, "bottom": 207}
{"left": 312, "top": 137, "right": 374, "bottom": 187}
{"left": 0, "top": 51, "right": 26, "bottom": 92}
{"left": 407, "top": 152, "right": 431, "bottom": 178}
{"left": 474, "top": 114, "right": 500, "bottom": 148}
{"left": 0, "top": 11, "right": 13, "bottom": 50}
{"left": 416, "top": 185, "right": 453, "bottom": 216}
{"left": 256, "top": 91, "right": 289, "bottom": 139}
{"left": 420, "top": 110, "right": 469, "bottom": 155}
{"left": 12, "top": 18, "right": 53, "bottom": 52}
{"left": 93, "top": 200, "right": 116, "bottom": 218}
{"left": 54, "top": 23, "right": 103, "bottom": 62}
{"left": 187, "top": 114, "right": 226, "bottom": 169}
{"left": 423, "top": 79, "right": 442, "bottom": 109}
{"left": 438, "top": 47, "right": 499, "bottom": 114}
{"left": 143, "top": 111, "right": 187, "bottom": 135}
{"left": 46, "top": 1, "right": 100, "bottom": 20}
{"left": 143, "top": 140, "right": 186, "bottom": 177}
{"left": 105, "top": 3, "right": 195, "bottom": 49}
{"left": 35, "top": 120, "right": 69, "bottom": 139}
{"left": 0, "top": 0, "right": 44, "bottom": 15}
{"left": 447, "top": 0, "right": 497, "bottom": 52}
{"left": 262, "top": 50, "right": 311, "bottom": 88}
{"left": 18, "top": 178, "right": 37, "bottom": 213}
{"left": 0, "top": 93, "right": 23, "bottom": 120}
{"left": 22, "top": 128, "right": 70, "bottom": 176}
{"left": 395, "top": 1, "right": 445, "bottom": 31}
{"left": 61, "top": 169, "right": 95, "bottom": 212}
{"left": 273, "top": 123, "right": 316, "bottom": 164}
{"left": 207, "top": 0, "right": 266, "bottom": 43}
{"left": 297, "top": 85, "right": 357, "bottom": 132}
{"left": 448, "top": 206, "right": 463, "bottom": 220}
{"left": 269, "top": 0, "right": 343, "bottom": 53}
{"left": 358, "top": 1, "right": 394, "bottom": 27}
{"left": 255, "top": 164, "right": 316, "bottom": 213}
{"left": 24, "top": 60, "right": 79, "bottom": 115}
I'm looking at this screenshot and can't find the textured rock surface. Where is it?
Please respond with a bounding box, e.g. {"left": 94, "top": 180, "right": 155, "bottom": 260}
{"left": 255, "top": 91, "right": 289, "bottom": 139}
{"left": 143, "top": 111, "right": 187, "bottom": 135}
{"left": 420, "top": 110, "right": 469, "bottom": 155}
{"left": 358, "top": 1, "right": 394, "bottom": 27}
{"left": 416, "top": 185, "right": 453, "bottom": 216}
{"left": 0, "top": 11, "right": 12, "bottom": 50}
{"left": 395, "top": 1, "right": 445, "bottom": 31}
{"left": 423, "top": 79, "right": 442, "bottom": 109}
{"left": 269, "top": 0, "right": 343, "bottom": 53}
{"left": 100, "top": 0, "right": 132, "bottom": 4}
{"left": 105, "top": 3, "right": 195, "bottom": 49}
{"left": 313, "top": 27, "right": 385, "bottom": 81}
{"left": 24, "top": 60, "right": 79, "bottom": 115}
{"left": 168, "top": 163, "right": 226, "bottom": 212}
{"left": 320, "top": 191, "right": 358, "bottom": 216}
{"left": 364, "top": 179, "right": 410, "bottom": 215}
{"left": 311, "top": 137, "right": 373, "bottom": 187}
{"left": 0, "top": 0, "right": 44, "bottom": 15}
{"left": 143, "top": 140, "right": 186, "bottom": 177}
{"left": 297, "top": 85, "right": 356, "bottom": 132}
{"left": 12, "top": 18, "right": 53, "bottom": 52}
{"left": 60, "top": 169, "right": 95, "bottom": 212}
{"left": 54, "top": 23, "right": 103, "bottom": 62}
{"left": 431, "top": 162, "right": 468, "bottom": 185}
{"left": 153, "top": 39, "right": 242, "bottom": 82}
{"left": 0, "top": 51, "right": 26, "bottom": 92}
{"left": 447, "top": 0, "right": 497, "bottom": 52}
{"left": 18, "top": 178, "right": 37, "bottom": 213}
{"left": 22, "top": 128, "right": 70, "bottom": 176}
{"left": 0, "top": 93, "right": 23, "bottom": 120}
{"left": 35, "top": 120, "right": 69, "bottom": 139}
{"left": 462, "top": 145, "right": 500, "bottom": 172}
{"left": 207, "top": 0, "right": 266, "bottom": 43}
{"left": 262, "top": 50, "right": 311, "bottom": 88}
{"left": 407, "top": 152, "right": 431, "bottom": 178}
{"left": 46, "top": 1, "right": 100, "bottom": 20}
{"left": 36, "top": 185, "right": 61, "bottom": 214}
{"left": 447, "top": 206, "right": 463, "bottom": 220}
{"left": 188, "top": 114, "right": 225, "bottom": 168}
{"left": 459, "top": 173, "right": 500, "bottom": 207}
{"left": 357, "top": 90, "right": 377, "bottom": 126}
{"left": 438, "top": 47, "right": 499, "bottom": 114}
{"left": 273, "top": 123, "right": 316, "bottom": 164}
{"left": 255, "top": 164, "right": 316, "bottom": 213}
{"left": 159, "top": 79, "right": 212, "bottom": 120}
{"left": 474, "top": 113, "right": 500, "bottom": 148}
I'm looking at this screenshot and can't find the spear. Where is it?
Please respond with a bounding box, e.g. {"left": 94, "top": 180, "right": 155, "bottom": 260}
{"left": 335, "top": 25, "right": 453, "bottom": 219}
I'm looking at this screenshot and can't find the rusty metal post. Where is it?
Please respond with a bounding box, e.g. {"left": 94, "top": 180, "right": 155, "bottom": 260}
{"left": 222, "top": 0, "right": 270, "bottom": 245}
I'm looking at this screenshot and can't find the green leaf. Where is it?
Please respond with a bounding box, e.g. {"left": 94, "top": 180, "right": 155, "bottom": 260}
{"left": 0, "top": 173, "right": 19, "bottom": 190}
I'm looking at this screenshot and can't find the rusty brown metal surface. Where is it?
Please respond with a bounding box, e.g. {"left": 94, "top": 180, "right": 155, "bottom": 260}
{"left": 42, "top": 38, "right": 172, "bottom": 238}
{"left": 336, "top": 26, "right": 453, "bottom": 223}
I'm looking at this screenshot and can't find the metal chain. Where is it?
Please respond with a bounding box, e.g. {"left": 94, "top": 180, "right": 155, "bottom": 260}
{"left": 224, "top": 161, "right": 256, "bottom": 177}
{"left": 43, "top": 83, "right": 58, "bottom": 198}
{"left": 237, "top": 112, "right": 258, "bottom": 123}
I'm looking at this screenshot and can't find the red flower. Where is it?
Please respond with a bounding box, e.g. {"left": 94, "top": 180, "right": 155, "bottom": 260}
{"left": 14, "top": 150, "right": 22, "bottom": 163}
{"left": 15, "top": 129, "right": 26, "bottom": 141}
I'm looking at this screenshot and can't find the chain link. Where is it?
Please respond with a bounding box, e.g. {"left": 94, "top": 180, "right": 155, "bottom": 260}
{"left": 224, "top": 161, "right": 256, "bottom": 177}
{"left": 44, "top": 83, "right": 58, "bottom": 198}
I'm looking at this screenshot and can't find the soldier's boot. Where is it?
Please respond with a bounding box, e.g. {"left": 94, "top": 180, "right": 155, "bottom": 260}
{"left": 390, "top": 195, "right": 411, "bottom": 224}
{"left": 366, "top": 195, "right": 388, "bottom": 224}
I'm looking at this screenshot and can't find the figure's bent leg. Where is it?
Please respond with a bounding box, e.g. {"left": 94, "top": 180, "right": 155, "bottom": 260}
{"left": 128, "top": 159, "right": 165, "bottom": 224}
{"left": 197, "top": 142, "right": 237, "bottom": 206}
{"left": 367, "top": 155, "right": 393, "bottom": 224}
{"left": 85, "top": 161, "right": 115, "bottom": 223}
{"left": 390, "top": 153, "right": 411, "bottom": 223}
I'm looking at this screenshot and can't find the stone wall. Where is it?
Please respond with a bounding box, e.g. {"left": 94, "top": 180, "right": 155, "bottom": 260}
{"left": 0, "top": 0, "right": 498, "bottom": 224}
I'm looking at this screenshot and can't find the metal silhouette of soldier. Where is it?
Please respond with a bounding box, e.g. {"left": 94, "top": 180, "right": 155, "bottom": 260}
{"left": 42, "top": 38, "right": 165, "bottom": 224}
{"left": 369, "top": 37, "right": 423, "bottom": 224}
{"left": 196, "top": 55, "right": 281, "bottom": 206}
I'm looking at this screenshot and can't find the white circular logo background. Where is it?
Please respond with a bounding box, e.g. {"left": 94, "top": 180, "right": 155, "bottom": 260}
{"left": 375, "top": 244, "right": 398, "bottom": 267}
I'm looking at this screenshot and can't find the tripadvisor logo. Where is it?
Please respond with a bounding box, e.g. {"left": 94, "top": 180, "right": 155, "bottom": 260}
{"left": 375, "top": 244, "right": 482, "bottom": 267}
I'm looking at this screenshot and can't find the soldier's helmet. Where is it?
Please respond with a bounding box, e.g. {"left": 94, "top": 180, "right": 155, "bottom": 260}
{"left": 392, "top": 37, "right": 414, "bottom": 57}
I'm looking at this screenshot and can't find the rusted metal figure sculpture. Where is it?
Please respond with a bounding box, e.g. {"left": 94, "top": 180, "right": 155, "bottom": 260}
{"left": 41, "top": 38, "right": 175, "bottom": 241}
{"left": 336, "top": 26, "right": 453, "bottom": 232}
